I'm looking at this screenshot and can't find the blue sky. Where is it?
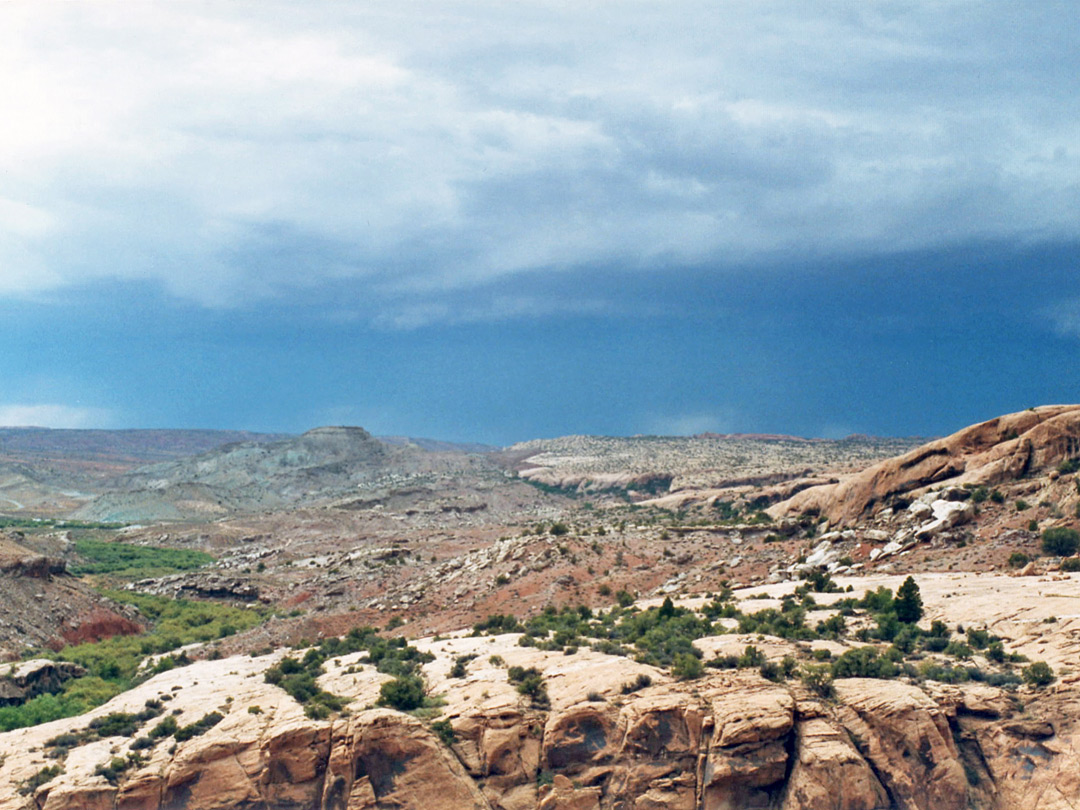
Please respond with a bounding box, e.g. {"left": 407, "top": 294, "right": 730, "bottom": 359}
{"left": 1, "top": 2, "right": 1078, "bottom": 444}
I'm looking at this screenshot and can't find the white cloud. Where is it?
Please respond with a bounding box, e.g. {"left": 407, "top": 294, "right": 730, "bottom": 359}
{"left": 1045, "top": 299, "right": 1080, "bottom": 339}
{"left": 0, "top": 404, "right": 116, "bottom": 429}
{"left": 0, "top": 2, "right": 1077, "bottom": 310}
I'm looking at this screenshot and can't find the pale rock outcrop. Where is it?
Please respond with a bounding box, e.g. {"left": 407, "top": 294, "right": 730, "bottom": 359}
{"left": 771, "top": 405, "right": 1080, "bottom": 525}
{"left": 914, "top": 499, "right": 974, "bottom": 540}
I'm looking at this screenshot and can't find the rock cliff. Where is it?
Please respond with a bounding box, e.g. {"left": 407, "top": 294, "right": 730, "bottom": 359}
{"left": 2, "top": 623, "right": 1076, "bottom": 810}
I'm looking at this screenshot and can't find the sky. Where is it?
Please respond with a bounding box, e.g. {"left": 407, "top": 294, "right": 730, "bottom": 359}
{"left": 1, "top": 1, "right": 1078, "bottom": 445}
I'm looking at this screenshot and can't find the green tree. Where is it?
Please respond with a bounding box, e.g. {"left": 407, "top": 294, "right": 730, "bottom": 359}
{"left": 895, "top": 576, "right": 923, "bottom": 624}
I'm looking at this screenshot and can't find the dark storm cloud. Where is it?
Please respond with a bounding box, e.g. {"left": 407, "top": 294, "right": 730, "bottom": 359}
{"left": 2, "top": 1, "right": 1079, "bottom": 435}
{"left": 1, "top": 0, "right": 1076, "bottom": 321}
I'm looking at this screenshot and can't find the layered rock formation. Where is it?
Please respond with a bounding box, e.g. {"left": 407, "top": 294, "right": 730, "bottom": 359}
{"left": 3, "top": 618, "right": 1077, "bottom": 810}
{"left": 770, "top": 405, "right": 1080, "bottom": 526}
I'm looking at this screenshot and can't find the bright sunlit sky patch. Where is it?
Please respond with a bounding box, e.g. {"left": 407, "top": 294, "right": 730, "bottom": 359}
{"left": 1, "top": 2, "right": 1078, "bottom": 444}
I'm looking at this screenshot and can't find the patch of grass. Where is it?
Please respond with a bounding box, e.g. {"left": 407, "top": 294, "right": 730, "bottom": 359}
{"left": 1, "top": 593, "right": 268, "bottom": 732}
{"left": 0, "top": 517, "right": 125, "bottom": 531}
{"left": 70, "top": 539, "right": 214, "bottom": 578}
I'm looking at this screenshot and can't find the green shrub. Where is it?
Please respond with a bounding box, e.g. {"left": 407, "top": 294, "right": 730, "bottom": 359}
{"left": 148, "top": 715, "right": 179, "bottom": 738}
{"left": 378, "top": 676, "right": 426, "bottom": 711}
{"left": 1022, "top": 661, "right": 1055, "bottom": 687}
{"left": 737, "top": 645, "right": 767, "bottom": 669}
{"left": 1008, "top": 552, "right": 1031, "bottom": 568}
{"left": 1042, "top": 528, "right": 1080, "bottom": 556}
{"left": 966, "top": 628, "right": 991, "bottom": 650}
{"left": 473, "top": 614, "right": 523, "bottom": 635}
{"left": 431, "top": 719, "right": 456, "bottom": 747}
{"left": 18, "top": 765, "right": 63, "bottom": 795}
{"left": 89, "top": 712, "right": 140, "bottom": 738}
{"left": 1060, "top": 557, "right": 1080, "bottom": 572}
{"left": 448, "top": 655, "right": 476, "bottom": 679}
{"left": 620, "top": 673, "right": 652, "bottom": 694}
{"left": 832, "top": 646, "right": 897, "bottom": 679}
{"left": 671, "top": 653, "right": 703, "bottom": 680}
{"left": 174, "top": 711, "right": 223, "bottom": 742}
{"left": 1015, "top": 499, "right": 1030, "bottom": 512}
{"left": 800, "top": 664, "right": 835, "bottom": 698}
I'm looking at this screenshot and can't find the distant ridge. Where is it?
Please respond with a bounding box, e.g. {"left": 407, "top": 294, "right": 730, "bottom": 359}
{"left": 378, "top": 435, "right": 497, "bottom": 454}
{"left": 695, "top": 432, "right": 819, "bottom": 442}
{"left": 0, "top": 427, "right": 290, "bottom": 466}
{"left": 72, "top": 426, "right": 493, "bottom": 523}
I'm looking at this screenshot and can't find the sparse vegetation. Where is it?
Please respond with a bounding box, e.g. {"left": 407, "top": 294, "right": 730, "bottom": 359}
{"left": 1, "top": 590, "right": 267, "bottom": 732}
{"left": 266, "top": 626, "right": 435, "bottom": 718}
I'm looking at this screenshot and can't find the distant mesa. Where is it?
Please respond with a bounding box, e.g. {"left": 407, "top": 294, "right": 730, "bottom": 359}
{"left": 70, "top": 425, "right": 493, "bottom": 523}
{"left": 770, "top": 404, "right": 1080, "bottom": 526}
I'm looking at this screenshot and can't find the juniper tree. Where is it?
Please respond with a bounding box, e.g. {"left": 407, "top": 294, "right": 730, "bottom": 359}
{"left": 895, "top": 576, "right": 923, "bottom": 624}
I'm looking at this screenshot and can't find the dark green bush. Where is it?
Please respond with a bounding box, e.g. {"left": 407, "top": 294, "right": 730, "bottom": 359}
{"left": 620, "top": 673, "right": 652, "bottom": 694}
{"left": 1061, "top": 556, "right": 1080, "bottom": 572}
{"left": 832, "top": 646, "right": 897, "bottom": 679}
{"left": 448, "top": 655, "right": 476, "bottom": 679}
{"left": 149, "top": 715, "right": 179, "bottom": 738}
{"left": 671, "top": 653, "right": 703, "bottom": 680}
{"left": 431, "top": 719, "right": 456, "bottom": 747}
{"left": 378, "top": 675, "right": 426, "bottom": 711}
{"left": 1022, "top": 661, "right": 1055, "bottom": 687}
{"left": 1008, "top": 552, "right": 1031, "bottom": 568}
{"left": 89, "top": 712, "right": 139, "bottom": 738}
{"left": 944, "top": 641, "right": 973, "bottom": 659}
{"left": 800, "top": 664, "right": 834, "bottom": 698}
{"left": 18, "top": 765, "right": 63, "bottom": 795}
{"left": 1042, "top": 528, "right": 1080, "bottom": 556}
{"left": 174, "top": 711, "right": 223, "bottom": 742}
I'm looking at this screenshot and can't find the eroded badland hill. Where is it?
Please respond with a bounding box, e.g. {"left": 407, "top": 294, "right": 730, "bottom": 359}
{"left": 2, "top": 407, "right": 1080, "bottom": 808}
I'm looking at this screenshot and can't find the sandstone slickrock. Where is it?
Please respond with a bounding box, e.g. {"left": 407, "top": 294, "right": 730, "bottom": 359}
{"left": 5, "top": 622, "right": 1079, "bottom": 810}
{"left": 771, "top": 405, "right": 1080, "bottom": 525}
